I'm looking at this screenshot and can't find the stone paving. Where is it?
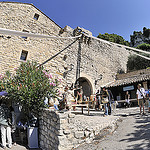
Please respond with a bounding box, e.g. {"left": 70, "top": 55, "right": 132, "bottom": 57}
{"left": 75, "top": 107, "right": 150, "bottom": 150}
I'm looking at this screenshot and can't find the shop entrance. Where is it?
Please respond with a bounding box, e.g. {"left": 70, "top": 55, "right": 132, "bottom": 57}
{"left": 75, "top": 77, "right": 93, "bottom": 98}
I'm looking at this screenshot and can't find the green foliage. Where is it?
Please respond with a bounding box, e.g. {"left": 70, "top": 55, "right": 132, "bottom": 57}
{"left": 127, "top": 54, "right": 150, "bottom": 71}
{"left": 143, "top": 27, "right": 150, "bottom": 38}
{"left": 136, "top": 43, "right": 150, "bottom": 51}
{"left": 131, "top": 27, "right": 150, "bottom": 46}
{"left": 0, "top": 61, "right": 61, "bottom": 119}
{"left": 127, "top": 42, "right": 150, "bottom": 71}
{"left": 97, "top": 33, "right": 129, "bottom": 46}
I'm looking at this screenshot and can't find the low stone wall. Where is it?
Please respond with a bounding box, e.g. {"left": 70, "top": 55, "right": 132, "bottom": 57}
{"left": 39, "top": 109, "right": 119, "bottom": 150}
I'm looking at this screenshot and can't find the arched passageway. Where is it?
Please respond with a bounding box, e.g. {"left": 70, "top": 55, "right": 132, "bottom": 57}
{"left": 75, "top": 77, "right": 93, "bottom": 98}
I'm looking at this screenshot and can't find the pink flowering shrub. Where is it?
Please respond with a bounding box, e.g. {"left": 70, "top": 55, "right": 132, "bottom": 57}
{"left": 0, "top": 61, "right": 61, "bottom": 119}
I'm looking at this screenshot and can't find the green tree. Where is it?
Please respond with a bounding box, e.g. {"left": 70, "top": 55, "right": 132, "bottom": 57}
{"left": 0, "top": 61, "right": 61, "bottom": 120}
{"left": 97, "top": 33, "right": 129, "bottom": 46}
{"left": 136, "top": 43, "right": 150, "bottom": 51}
{"left": 127, "top": 43, "right": 150, "bottom": 71}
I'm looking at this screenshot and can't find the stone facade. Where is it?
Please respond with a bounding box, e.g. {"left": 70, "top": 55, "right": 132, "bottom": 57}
{"left": 0, "top": 2, "right": 131, "bottom": 150}
{"left": 39, "top": 109, "right": 119, "bottom": 150}
{"left": 0, "top": 2, "right": 130, "bottom": 93}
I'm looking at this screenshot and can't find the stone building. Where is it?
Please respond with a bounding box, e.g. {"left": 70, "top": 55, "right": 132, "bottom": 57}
{"left": 0, "top": 2, "right": 131, "bottom": 97}
{"left": 0, "top": 2, "right": 136, "bottom": 150}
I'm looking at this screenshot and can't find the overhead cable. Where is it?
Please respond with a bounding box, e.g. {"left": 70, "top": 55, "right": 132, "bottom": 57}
{"left": 0, "top": 28, "right": 82, "bottom": 39}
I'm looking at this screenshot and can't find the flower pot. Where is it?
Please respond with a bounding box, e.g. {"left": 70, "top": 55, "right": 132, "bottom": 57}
{"left": 27, "top": 127, "right": 39, "bottom": 148}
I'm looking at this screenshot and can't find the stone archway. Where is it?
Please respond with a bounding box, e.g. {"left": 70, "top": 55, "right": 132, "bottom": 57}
{"left": 75, "top": 77, "right": 93, "bottom": 98}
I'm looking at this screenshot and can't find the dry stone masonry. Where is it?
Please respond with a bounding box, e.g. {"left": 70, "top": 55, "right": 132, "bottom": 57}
{"left": 0, "top": 2, "right": 130, "bottom": 91}
{"left": 39, "top": 109, "right": 119, "bottom": 150}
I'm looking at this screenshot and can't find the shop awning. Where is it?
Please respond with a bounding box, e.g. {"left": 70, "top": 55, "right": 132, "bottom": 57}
{"left": 106, "top": 69, "right": 150, "bottom": 88}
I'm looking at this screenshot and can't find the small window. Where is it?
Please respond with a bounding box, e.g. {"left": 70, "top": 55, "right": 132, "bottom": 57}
{"left": 20, "top": 50, "right": 28, "bottom": 61}
{"left": 33, "top": 13, "right": 39, "bottom": 20}
{"left": 21, "top": 30, "right": 29, "bottom": 39}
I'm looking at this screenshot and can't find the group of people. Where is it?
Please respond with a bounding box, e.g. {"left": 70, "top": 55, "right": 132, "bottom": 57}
{"left": 95, "top": 87, "right": 114, "bottom": 116}
{"left": 95, "top": 83, "right": 150, "bottom": 116}
{"left": 50, "top": 83, "right": 150, "bottom": 116}
{"left": 136, "top": 83, "right": 150, "bottom": 115}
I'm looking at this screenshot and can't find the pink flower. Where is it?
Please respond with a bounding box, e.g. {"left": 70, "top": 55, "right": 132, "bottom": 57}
{"left": 58, "top": 79, "right": 62, "bottom": 82}
{"left": 42, "top": 70, "right": 46, "bottom": 74}
{"left": 49, "top": 74, "right": 53, "bottom": 79}
{"left": 53, "top": 83, "right": 56, "bottom": 86}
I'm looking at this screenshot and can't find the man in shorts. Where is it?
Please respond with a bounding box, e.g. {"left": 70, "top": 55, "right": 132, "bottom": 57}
{"left": 136, "top": 84, "right": 146, "bottom": 115}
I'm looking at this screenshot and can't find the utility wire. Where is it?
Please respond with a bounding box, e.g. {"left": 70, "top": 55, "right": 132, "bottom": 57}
{"left": 38, "top": 39, "right": 78, "bottom": 67}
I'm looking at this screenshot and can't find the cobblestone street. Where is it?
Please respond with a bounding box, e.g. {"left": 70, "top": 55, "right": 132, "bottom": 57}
{"left": 76, "top": 107, "right": 150, "bottom": 150}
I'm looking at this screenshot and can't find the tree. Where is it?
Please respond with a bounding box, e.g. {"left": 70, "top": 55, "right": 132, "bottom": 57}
{"left": 97, "top": 33, "right": 130, "bottom": 46}
{"left": 136, "top": 43, "right": 150, "bottom": 51}
{"left": 0, "top": 61, "right": 61, "bottom": 120}
{"left": 127, "top": 43, "right": 150, "bottom": 71}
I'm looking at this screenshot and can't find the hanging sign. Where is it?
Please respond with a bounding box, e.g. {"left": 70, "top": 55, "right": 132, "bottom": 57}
{"left": 123, "top": 85, "right": 134, "bottom": 91}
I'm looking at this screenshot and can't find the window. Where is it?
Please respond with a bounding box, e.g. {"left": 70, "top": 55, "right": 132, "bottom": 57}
{"left": 33, "top": 13, "right": 39, "bottom": 20}
{"left": 20, "top": 50, "right": 28, "bottom": 61}
{"left": 21, "top": 30, "right": 29, "bottom": 39}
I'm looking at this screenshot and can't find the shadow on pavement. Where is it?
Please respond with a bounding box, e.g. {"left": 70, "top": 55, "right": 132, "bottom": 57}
{"left": 120, "top": 113, "right": 150, "bottom": 150}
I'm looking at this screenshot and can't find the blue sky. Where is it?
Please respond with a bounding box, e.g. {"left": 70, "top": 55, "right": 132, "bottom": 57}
{"left": 1, "top": 0, "right": 150, "bottom": 41}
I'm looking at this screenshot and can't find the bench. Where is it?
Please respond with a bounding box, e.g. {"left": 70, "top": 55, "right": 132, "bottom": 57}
{"left": 71, "top": 104, "right": 88, "bottom": 114}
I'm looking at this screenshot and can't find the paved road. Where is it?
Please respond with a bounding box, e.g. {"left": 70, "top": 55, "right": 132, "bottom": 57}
{"left": 76, "top": 107, "right": 150, "bottom": 150}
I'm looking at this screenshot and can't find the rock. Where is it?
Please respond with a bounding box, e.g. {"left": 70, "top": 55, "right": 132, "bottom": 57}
{"left": 84, "top": 131, "right": 90, "bottom": 137}
{"left": 63, "top": 129, "right": 70, "bottom": 135}
{"left": 68, "top": 113, "right": 75, "bottom": 118}
{"left": 74, "top": 131, "right": 84, "bottom": 139}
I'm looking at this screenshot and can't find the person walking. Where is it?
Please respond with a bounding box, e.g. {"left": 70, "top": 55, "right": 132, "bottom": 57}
{"left": 125, "top": 91, "right": 130, "bottom": 108}
{"left": 95, "top": 90, "right": 101, "bottom": 110}
{"left": 0, "top": 100, "right": 12, "bottom": 149}
{"left": 136, "top": 84, "right": 146, "bottom": 115}
{"left": 107, "top": 89, "right": 114, "bottom": 115}
{"left": 102, "top": 87, "right": 109, "bottom": 116}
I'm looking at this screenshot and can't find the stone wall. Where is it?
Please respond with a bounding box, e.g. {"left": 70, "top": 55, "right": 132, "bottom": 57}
{"left": 39, "top": 109, "right": 119, "bottom": 150}
{"left": 0, "top": 2, "right": 130, "bottom": 92}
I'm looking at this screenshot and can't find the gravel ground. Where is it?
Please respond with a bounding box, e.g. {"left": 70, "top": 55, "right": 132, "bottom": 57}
{"left": 76, "top": 107, "right": 150, "bottom": 150}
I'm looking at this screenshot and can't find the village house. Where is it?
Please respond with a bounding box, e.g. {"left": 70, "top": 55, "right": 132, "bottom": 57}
{"left": 0, "top": 2, "right": 130, "bottom": 98}
{"left": 1, "top": 2, "right": 149, "bottom": 150}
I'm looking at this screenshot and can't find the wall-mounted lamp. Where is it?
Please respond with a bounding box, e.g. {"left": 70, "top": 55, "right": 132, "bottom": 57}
{"left": 63, "top": 64, "right": 74, "bottom": 78}
{"left": 95, "top": 74, "right": 103, "bottom": 85}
